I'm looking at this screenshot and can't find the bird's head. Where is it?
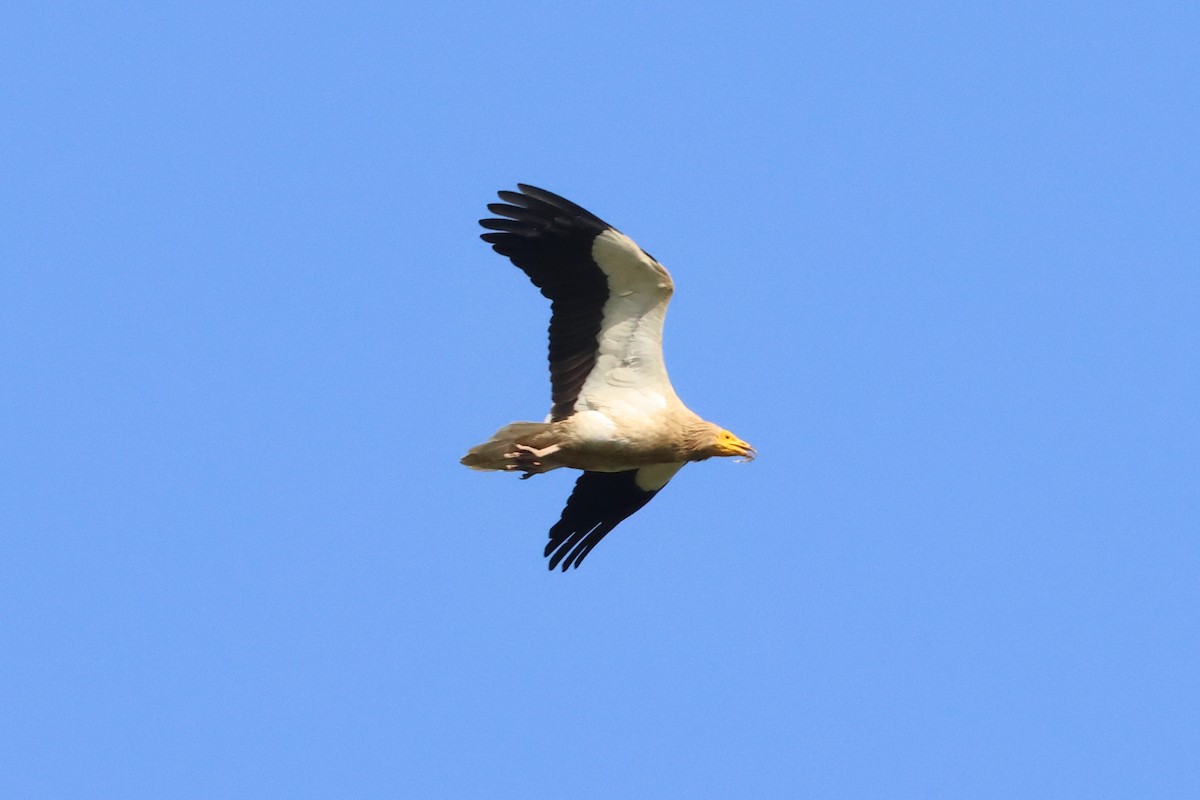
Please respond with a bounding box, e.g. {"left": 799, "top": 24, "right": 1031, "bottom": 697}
{"left": 699, "top": 424, "right": 756, "bottom": 462}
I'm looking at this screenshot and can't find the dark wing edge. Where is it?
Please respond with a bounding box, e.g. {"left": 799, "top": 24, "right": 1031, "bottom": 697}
{"left": 479, "top": 185, "right": 614, "bottom": 421}
{"left": 545, "top": 470, "right": 666, "bottom": 571}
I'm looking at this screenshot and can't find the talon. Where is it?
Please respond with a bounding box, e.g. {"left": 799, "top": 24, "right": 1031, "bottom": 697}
{"left": 504, "top": 441, "right": 558, "bottom": 478}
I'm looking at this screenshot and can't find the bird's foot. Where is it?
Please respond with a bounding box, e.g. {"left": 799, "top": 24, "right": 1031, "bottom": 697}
{"left": 503, "top": 443, "right": 561, "bottom": 479}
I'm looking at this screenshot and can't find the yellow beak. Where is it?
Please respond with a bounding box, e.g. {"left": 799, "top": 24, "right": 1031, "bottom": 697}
{"left": 722, "top": 436, "right": 756, "bottom": 461}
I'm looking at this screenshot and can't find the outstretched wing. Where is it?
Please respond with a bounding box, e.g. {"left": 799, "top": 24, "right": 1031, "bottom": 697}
{"left": 480, "top": 184, "right": 676, "bottom": 422}
{"left": 545, "top": 464, "right": 685, "bottom": 570}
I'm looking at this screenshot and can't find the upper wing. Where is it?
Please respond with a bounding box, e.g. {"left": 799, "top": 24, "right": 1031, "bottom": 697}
{"left": 480, "top": 184, "right": 676, "bottom": 421}
{"left": 544, "top": 463, "right": 685, "bottom": 570}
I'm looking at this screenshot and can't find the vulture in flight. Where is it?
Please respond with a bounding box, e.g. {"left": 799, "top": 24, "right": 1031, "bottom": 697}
{"left": 462, "top": 185, "right": 755, "bottom": 570}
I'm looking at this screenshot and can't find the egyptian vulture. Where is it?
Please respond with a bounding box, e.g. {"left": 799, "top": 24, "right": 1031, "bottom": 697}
{"left": 462, "top": 185, "right": 755, "bottom": 570}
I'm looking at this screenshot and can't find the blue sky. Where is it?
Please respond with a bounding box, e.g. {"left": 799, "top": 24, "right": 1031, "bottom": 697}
{"left": 3, "top": 2, "right": 1198, "bottom": 797}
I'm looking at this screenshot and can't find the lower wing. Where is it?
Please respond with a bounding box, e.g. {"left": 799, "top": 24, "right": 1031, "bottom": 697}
{"left": 545, "top": 464, "right": 684, "bottom": 570}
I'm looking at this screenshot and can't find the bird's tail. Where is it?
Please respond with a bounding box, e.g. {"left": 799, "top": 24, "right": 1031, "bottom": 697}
{"left": 460, "top": 422, "right": 556, "bottom": 471}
